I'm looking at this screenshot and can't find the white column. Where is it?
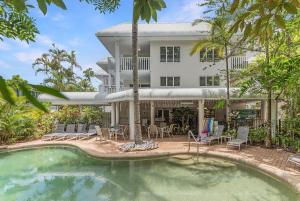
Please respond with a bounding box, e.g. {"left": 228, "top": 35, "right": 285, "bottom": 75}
{"left": 271, "top": 99, "right": 277, "bottom": 136}
{"left": 115, "top": 40, "right": 120, "bottom": 92}
{"left": 129, "top": 101, "right": 135, "bottom": 140}
{"left": 150, "top": 101, "right": 155, "bottom": 125}
{"left": 198, "top": 100, "right": 204, "bottom": 135}
{"left": 261, "top": 100, "right": 268, "bottom": 122}
{"left": 116, "top": 102, "right": 120, "bottom": 126}
{"left": 111, "top": 103, "right": 116, "bottom": 127}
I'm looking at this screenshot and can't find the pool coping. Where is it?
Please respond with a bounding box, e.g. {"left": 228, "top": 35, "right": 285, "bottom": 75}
{"left": 2, "top": 141, "right": 300, "bottom": 193}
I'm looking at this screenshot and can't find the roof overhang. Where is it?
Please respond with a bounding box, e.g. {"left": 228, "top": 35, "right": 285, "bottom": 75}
{"left": 106, "top": 88, "right": 268, "bottom": 103}
{"left": 38, "top": 92, "right": 108, "bottom": 106}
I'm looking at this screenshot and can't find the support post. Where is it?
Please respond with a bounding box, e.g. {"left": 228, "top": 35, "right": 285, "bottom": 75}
{"left": 115, "top": 40, "right": 120, "bottom": 92}
{"left": 150, "top": 101, "right": 155, "bottom": 125}
{"left": 198, "top": 100, "right": 204, "bottom": 135}
{"left": 111, "top": 103, "right": 116, "bottom": 127}
{"left": 261, "top": 100, "right": 268, "bottom": 122}
{"left": 129, "top": 101, "right": 135, "bottom": 140}
{"left": 271, "top": 99, "right": 277, "bottom": 136}
{"left": 116, "top": 102, "right": 120, "bottom": 126}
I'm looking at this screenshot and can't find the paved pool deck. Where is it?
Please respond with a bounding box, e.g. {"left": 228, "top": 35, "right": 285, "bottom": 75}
{"left": 1, "top": 136, "right": 300, "bottom": 192}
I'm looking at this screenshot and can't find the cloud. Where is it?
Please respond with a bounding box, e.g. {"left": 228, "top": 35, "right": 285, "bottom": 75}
{"left": 68, "top": 37, "right": 81, "bottom": 47}
{"left": 13, "top": 39, "right": 30, "bottom": 49}
{"left": 159, "top": 0, "right": 205, "bottom": 22}
{"left": 0, "top": 59, "right": 10, "bottom": 69}
{"left": 15, "top": 50, "right": 44, "bottom": 63}
{"left": 36, "top": 34, "right": 67, "bottom": 49}
{"left": 0, "top": 42, "right": 11, "bottom": 51}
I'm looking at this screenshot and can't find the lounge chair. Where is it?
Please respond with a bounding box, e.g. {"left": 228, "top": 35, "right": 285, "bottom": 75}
{"left": 227, "top": 126, "right": 249, "bottom": 151}
{"left": 42, "top": 124, "right": 65, "bottom": 141}
{"left": 201, "top": 125, "right": 224, "bottom": 146}
{"left": 56, "top": 124, "right": 76, "bottom": 140}
{"left": 286, "top": 154, "right": 300, "bottom": 167}
{"left": 78, "top": 125, "right": 96, "bottom": 140}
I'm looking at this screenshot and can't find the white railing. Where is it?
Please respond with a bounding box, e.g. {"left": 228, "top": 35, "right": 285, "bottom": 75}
{"left": 230, "top": 56, "right": 248, "bottom": 70}
{"left": 120, "top": 57, "right": 150, "bottom": 71}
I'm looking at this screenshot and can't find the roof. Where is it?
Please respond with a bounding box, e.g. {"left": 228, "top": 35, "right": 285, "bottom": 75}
{"left": 95, "top": 67, "right": 109, "bottom": 76}
{"left": 38, "top": 92, "right": 108, "bottom": 105}
{"left": 96, "top": 22, "right": 211, "bottom": 37}
{"left": 106, "top": 88, "right": 267, "bottom": 102}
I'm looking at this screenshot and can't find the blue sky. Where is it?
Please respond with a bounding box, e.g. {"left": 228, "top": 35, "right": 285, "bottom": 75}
{"left": 0, "top": 0, "right": 203, "bottom": 86}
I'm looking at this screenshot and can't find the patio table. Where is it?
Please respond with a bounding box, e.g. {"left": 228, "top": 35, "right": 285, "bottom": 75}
{"left": 221, "top": 135, "right": 232, "bottom": 144}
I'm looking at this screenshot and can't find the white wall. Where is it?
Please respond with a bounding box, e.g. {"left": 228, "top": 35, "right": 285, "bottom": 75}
{"left": 150, "top": 40, "right": 227, "bottom": 88}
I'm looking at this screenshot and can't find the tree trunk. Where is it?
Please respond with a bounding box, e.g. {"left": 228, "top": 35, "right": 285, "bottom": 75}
{"left": 132, "top": 19, "right": 143, "bottom": 144}
{"left": 224, "top": 44, "right": 231, "bottom": 129}
{"left": 265, "top": 40, "right": 272, "bottom": 148}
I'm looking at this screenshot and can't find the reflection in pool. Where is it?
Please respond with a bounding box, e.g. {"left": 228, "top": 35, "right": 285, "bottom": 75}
{"left": 0, "top": 147, "right": 299, "bottom": 201}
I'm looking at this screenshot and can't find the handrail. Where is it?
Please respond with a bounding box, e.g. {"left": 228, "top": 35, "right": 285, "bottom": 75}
{"left": 120, "top": 57, "right": 150, "bottom": 71}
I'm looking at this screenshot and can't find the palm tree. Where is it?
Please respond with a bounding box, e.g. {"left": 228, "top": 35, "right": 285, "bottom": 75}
{"left": 191, "top": 1, "right": 237, "bottom": 129}
{"left": 131, "top": 0, "right": 166, "bottom": 144}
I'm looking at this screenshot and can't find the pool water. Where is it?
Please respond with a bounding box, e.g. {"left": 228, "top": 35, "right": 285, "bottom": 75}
{"left": 0, "top": 147, "right": 299, "bottom": 201}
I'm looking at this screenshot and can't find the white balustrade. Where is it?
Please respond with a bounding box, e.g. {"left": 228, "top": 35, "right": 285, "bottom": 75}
{"left": 230, "top": 56, "right": 248, "bottom": 70}
{"left": 120, "top": 57, "right": 150, "bottom": 71}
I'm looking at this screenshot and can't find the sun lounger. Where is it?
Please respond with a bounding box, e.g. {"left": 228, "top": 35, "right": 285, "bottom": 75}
{"left": 95, "top": 126, "right": 105, "bottom": 141}
{"left": 78, "top": 125, "right": 97, "bottom": 140}
{"left": 42, "top": 124, "right": 65, "bottom": 141}
{"left": 286, "top": 154, "right": 300, "bottom": 167}
{"left": 201, "top": 125, "right": 224, "bottom": 146}
{"left": 227, "top": 126, "right": 249, "bottom": 151}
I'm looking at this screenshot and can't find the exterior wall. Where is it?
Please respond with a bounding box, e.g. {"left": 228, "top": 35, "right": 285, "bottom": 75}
{"left": 150, "top": 40, "right": 227, "bottom": 88}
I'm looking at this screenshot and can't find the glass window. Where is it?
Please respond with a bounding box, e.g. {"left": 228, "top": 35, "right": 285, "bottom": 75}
{"left": 207, "top": 76, "right": 213, "bottom": 86}
{"left": 167, "top": 47, "right": 174, "bottom": 62}
{"left": 207, "top": 49, "right": 214, "bottom": 62}
{"left": 200, "top": 76, "right": 206, "bottom": 86}
{"left": 167, "top": 77, "right": 173, "bottom": 86}
{"left": 213, "top": 76, "right": 220, "bottom": 86}
{"left": 174, "top": 77, "right": 180, "bottom": 86}
{"left": 174, "top": 47, "right": 180, "bottom": 62}
{"left": 200, "top": 48, "right": 206, "bottom": 62}
{"left": 214, "top": 49, "right": 221, "bottom": 61}
{"left": 160, "top": 77, "right": 166, "bottom": 86}
{"left": 156, "top": 109, "right": 163, "bottom": 118}
{"left": 160, "top": 47, "right": 166, "bottom": 62}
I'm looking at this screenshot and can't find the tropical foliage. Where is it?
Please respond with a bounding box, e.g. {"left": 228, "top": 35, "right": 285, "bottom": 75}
{"left": 33, "top": 45, "right": 95, "bottom": 92}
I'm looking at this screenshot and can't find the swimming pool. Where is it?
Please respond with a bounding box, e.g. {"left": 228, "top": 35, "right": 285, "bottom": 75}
{"left": 0, "top": 147, "right": 299, "bottom": 201}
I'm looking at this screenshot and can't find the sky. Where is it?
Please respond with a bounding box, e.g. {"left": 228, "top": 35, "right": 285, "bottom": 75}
{"left": 0, "top": 0, "right": 204, "bottom": 86}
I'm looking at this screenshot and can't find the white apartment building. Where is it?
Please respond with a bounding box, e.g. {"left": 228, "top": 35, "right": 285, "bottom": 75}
{"left": 40, "top": 22, "right": 276, "bottom": 140}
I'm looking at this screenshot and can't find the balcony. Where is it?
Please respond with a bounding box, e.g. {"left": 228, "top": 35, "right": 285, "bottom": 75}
{"left": 230, "top": 56, "right": 248, "bottom": 70}
{"left": 120, "top": 57, "right": 150, "bottom": 71}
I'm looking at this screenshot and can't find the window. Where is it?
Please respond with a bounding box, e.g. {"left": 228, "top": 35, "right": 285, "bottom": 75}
{"left": 160, "top": 46, "right": 180, "bottom": 62}
{"left": 213, "top": 76, "right": 220, "bottom": 86}
{"left": 160, "top": 47, "right": 166, "bottom": 62}
{"left": 199, "top": 76, "right": 220, "bottom": 86}
{"left": 200, "top": 48, "right": 221, "bottom": 62}
{"left": 160, "top": 76, "right": 180, "bottom": 87}
{"left": 167, "top": 47, "right": 174, "bottom": 62}
{"left": 167, "top": 77, "right": 173, "bottom": 86}
{"left": 160, "top": 77, "right": 166, "bottom": 86}
{"left": 207, "top": 76, "right": 213, "bottom": 86}
{"left": 174, "top": 77, "right": 180, "bottom": 86}
{"left": 174, "top": 47, "right": 180, "bottom": 62}
{"left": 200, "top": 76, "right": 206, "bottom": 86}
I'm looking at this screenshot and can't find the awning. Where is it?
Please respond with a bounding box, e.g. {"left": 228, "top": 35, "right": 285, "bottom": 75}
{"left": 106, "top": 88, "right": 267, "bottom": 103}
{"left": 38, "top": 92, "right": 108, "bottom": 105}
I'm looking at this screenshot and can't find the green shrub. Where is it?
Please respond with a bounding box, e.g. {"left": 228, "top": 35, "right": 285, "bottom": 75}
{"left": 249, "top": 127, "right": 267, "bottom": 145}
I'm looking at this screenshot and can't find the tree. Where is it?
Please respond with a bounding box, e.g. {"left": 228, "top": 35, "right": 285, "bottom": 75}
{"left": 191, "top": 0, "right": 241, "bottom": 129}
{"left": 229, "top": 0, "right": 300, "bottom": 147}
{"left": 0, "top": 0, "right": 120, "bottom": 110}
{"left": 33, "top": 45, "right": 95, "bottom": 92}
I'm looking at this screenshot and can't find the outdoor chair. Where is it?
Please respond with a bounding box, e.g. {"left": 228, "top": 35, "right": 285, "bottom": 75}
{"left": 42, "top": 124, "right": 65, "bottom": 141}
{"left": 200, "top": 125, "right": 224, "bottom": 146}
{"left": 161, "top": 124, "right": 174, "bottom": 138}
{"left": 114, "top": 126, "right": 128, "bottom": 141}
{"left": 56, "top": 124, "right": 76, "bottom": 140}
{"left": 78, "top": 125, "right": 97, "bottom": 140}
{"left": 148, "top": 124, "right": 159, "bottom": 139}
{"left": 286, "top": 154, "right": 300, "bottom": 168}
{"left": 227, "top": 126, "right": 249, "bottom": 151}
{"left": 95, "top": 126, "right": 105, "bottom": 141}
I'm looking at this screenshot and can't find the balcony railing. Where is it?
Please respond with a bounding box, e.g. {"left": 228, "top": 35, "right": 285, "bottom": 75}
{"left": 230, "top": 56, "right": 248, "bottom": 70}
{"left": 120, "top": 57, "right": 150, "bottom": 71}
